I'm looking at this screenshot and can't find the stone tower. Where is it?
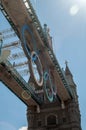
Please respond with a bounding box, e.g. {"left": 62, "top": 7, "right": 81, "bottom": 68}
{"left": 27, "top": 64, "right": 82, "bottom": 130}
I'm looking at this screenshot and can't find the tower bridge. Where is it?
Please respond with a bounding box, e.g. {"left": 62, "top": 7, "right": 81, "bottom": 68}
{"left": 0, "top": 0, "right": 82, "bottom": 130}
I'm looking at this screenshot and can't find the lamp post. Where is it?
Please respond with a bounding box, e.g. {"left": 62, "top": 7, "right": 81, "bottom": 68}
{"left": 0, "top": 32, "right": 3, "bottom": 55}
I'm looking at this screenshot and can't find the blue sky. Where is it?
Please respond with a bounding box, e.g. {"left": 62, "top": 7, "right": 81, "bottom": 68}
{"left": 0, "top": 0, "right": 86, "bottom": 130}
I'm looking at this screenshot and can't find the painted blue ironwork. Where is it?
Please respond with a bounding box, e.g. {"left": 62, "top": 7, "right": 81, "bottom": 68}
{"left": 30, "top": 51, "right": 43, "bottom": 87}
{"left": 0, "top": 0, "right": 73, "bottom": 99}
{"left": 22, "top": 0, "right": 73, "bottom": 98}
{"left": 21, "top": 24, "right": 37, "bottom": 58}
{"left": 43, "top": 71, "right": 53, "bottom": 102}
{"left": 21, "top": 24, "right": 55, "bottom": 102}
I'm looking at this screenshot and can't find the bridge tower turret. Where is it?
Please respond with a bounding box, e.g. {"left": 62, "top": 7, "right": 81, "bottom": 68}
{"left": 27, "top": 63, "right": 82, "bottom": 130}
{"left": 65, "top": 62, "right": 78, "bottom": 101}
{"left": 64, "top": 63, "right": 82, "bottom": 130}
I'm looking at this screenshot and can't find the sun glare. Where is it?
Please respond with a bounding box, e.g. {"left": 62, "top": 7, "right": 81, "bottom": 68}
{"left": 79, "top": 0, "right": 86, "bottom": 3}
{"left": 76, "top": 0, "right": 86, "bottom": 5}
{"left": 69, "top": 0, "right": 86, "bottom": 16}
{"left": 70, "top": 5, "right": 79, "bottom": 16}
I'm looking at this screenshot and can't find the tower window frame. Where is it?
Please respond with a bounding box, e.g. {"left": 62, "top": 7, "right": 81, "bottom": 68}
{"left": 37, "top": 120, "right": 42, "bottom": 127}
{"left": 46, "top": 114, "right": 57, "bottom": 126}
{"left": 62, "top": 117, "right": 66, "bottom": 123}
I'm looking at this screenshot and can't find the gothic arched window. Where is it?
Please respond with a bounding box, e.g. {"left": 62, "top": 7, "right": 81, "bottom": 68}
{"left": 47, "top": 115, "right": 56, "bottom": 125}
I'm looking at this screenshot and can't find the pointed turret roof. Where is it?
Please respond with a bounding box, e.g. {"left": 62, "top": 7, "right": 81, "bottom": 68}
{"left": 65, "top": 61, "right": 73, "bottom": 77}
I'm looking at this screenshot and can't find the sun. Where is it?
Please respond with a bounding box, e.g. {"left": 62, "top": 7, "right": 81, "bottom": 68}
{"left": 70, "top": 5, "right": 79, "bottom": 16}
{"left": 69, "top": 0, "right": 86, "bottom": 16}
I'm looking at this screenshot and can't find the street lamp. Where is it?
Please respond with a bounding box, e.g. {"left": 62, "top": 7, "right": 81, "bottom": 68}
{"left": 0, "top": 32, "right": 3, "bottom": 55}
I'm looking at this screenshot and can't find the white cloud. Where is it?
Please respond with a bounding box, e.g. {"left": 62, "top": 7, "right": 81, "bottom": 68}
{"left": 19, "top": 126, "right": 27, "bottom": 130}
{"left": 70, "top": 5, "right": 79, "bottom": 16}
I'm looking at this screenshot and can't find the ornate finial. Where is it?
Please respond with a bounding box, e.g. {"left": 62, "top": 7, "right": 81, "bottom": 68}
{"left": 65, "top": 60, "right": 68, "bottom": 67}
{"left": 65, "top": 60, "right": 73, "bottom": 76}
